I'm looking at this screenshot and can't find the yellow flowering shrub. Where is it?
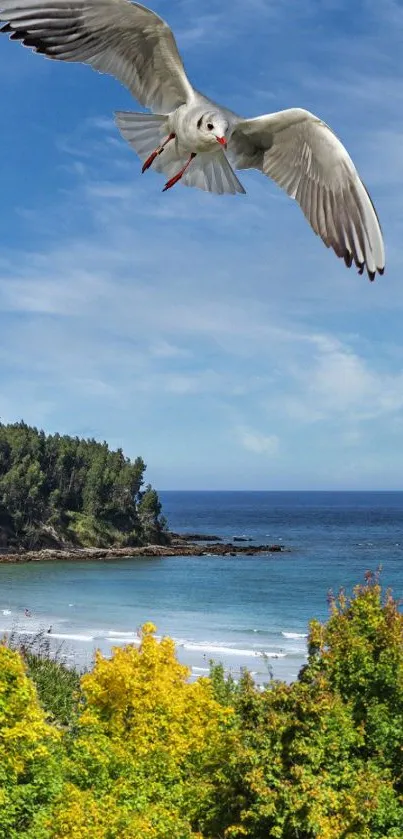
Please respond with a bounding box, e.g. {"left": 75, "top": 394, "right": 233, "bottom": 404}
{"left": 79, "top": 622, "right": 224, "bottom": 757}
{"left": 51, "top": 624, "right": 234, "bottom": 839}
{"left": 0, "top": 643, "right": 61, "bottom": 839}
{"left": 50, "top": 783, "right": 200, "bottom": 839}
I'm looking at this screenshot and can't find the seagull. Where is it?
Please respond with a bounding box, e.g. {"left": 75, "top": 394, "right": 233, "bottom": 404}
{"left": 0, "top": 0, "right": 385, "bottom": 280}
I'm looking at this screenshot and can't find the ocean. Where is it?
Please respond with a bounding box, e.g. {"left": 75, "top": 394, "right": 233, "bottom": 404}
{"left": 0, "top": 491, "right": 402, "bottom": 684}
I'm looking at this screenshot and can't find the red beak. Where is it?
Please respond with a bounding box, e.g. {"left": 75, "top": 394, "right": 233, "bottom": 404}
{"left": 216, "top": 136, "right": 227, "bottom": 148}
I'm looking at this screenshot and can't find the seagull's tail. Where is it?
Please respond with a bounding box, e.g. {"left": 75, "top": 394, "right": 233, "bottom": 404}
{"left": 115, "top": 111, "right": 170, "bottom": 166}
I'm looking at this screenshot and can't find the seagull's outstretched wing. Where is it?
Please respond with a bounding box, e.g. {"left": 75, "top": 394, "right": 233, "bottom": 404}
{"left": 230, "top": 108, "right": 385, "bottom": 280}
{"left": 0, "top": 0, "right": 195, "bottom": 112}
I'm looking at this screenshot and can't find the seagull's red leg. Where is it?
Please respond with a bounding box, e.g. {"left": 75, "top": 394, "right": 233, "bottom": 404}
{"left": 163, "top": 153, "right": 197, "bottom": 192}
{"left": 142, "top": 133, "right": 176, "bottom": 174}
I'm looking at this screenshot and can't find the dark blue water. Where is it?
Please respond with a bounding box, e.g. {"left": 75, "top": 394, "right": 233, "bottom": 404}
{"left": 163, "top": 489, "right": 403, "bottom": 567}
{"left": 161, "top": 490, "right": 403, "bottom": 586}
{"left": 0, "top": 491, "right": 402, "bottom": 683}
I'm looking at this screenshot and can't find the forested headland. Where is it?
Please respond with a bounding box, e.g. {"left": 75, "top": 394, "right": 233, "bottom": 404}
{"left": 0, "top": 421, "right": 168, "bottom": 550}
{"left": 2, "top": 575, "right": 403, "bottom": 838}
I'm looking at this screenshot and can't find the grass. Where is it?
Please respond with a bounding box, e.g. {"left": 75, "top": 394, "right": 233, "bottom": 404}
{"left": 66, "top": 511, "right": 118, "bottom": 547}
{"left": 66, "top": 511, "right": 135, "bottom": 548}
{"left": 7, "top": 630, "right": 82, "bottom": 727}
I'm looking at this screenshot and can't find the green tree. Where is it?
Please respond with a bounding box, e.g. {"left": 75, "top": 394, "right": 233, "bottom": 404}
{"left": 206, "top": 575, "right": 403, "bottom": 839}
{"left": 0, "top": 422, "right": 166, "bottom": 548}
{"left": 138, "top": 484, "right": 168, "bottom": 544}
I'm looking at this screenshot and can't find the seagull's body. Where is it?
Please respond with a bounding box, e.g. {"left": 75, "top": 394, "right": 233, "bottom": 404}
{"left": 0, "top": 0, "right": 385, "bottom": 279}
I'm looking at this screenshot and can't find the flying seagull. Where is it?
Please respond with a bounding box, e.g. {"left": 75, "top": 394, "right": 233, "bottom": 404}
{"left": 0, "top": 0, "right": 385, "bottom": 280}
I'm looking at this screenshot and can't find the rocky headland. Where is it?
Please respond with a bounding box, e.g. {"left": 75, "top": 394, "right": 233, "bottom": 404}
{"left": 0, "top": 532, "right": 287, "bottom": 563}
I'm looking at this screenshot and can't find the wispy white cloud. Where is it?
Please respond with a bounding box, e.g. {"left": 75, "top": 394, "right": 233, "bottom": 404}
{"left": 274, "top": 337, "right": 403, "bottom": 427}
{"left": 236, "top": 426, "right": 280, "bottom": 455}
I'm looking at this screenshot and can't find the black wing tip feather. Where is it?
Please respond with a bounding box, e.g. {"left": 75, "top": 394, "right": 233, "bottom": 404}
{"left": 1, "top": 23, "right": 49, "bottom": 53}
{"left": 341, "top": 248, "right": 384, "bottom": 282}
{"left": 343, "top": 251, "right": 353, "bottom": 269}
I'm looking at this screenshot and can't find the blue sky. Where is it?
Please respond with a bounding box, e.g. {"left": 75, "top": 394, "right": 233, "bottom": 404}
{"left": 1, "top": 0, "right": 403, "bottom": 490}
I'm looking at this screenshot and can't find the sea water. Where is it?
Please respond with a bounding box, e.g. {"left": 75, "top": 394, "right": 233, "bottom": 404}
{"left": 0, "top": 491, "right": 402, "bottom": 684}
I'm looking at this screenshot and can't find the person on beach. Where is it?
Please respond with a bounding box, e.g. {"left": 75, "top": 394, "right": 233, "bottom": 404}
{"left": 47, "top": 625, "right": 52, "bottom": 634}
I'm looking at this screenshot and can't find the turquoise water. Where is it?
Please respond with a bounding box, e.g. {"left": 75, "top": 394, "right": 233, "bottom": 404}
{"left": 1, "top": 491, "right": 402, "bottom": 683}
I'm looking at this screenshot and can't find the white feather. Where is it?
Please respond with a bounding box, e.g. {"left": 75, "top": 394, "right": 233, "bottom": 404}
{"left": 230, "top": 108, "right": 385, "bottom": 279}
{"left": 115, "top": 111, "right": 169, "bottom": 162}
{"left": 182, "top": 152, "right": 246, "bottom": 195}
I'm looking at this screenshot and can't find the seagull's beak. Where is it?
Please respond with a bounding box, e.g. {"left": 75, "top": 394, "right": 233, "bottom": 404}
{"left": 216, "top": 136, "right": 227, "bottom": 148}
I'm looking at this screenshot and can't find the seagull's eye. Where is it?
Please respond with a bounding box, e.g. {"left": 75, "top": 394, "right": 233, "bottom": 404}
{"left": 207, "top": 123, "right": 214, "bottom": 131}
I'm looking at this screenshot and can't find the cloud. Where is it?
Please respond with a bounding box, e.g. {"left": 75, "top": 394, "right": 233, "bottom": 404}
{"left": 149, "top": 340, "right": 191, "bottom": 359}
{"left": 257, "top": 332, "right": 403, "bottom": 435}
{"left": 236, "top": 426, "right": 280, "bottom": 455}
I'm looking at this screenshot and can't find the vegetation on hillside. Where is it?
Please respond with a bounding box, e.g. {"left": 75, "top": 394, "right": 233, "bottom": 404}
{"left": 0, "top": 421, "right": 167, "bottom": 549}
{"left": 2, "top": 574, "right": 403, "bottom": 838}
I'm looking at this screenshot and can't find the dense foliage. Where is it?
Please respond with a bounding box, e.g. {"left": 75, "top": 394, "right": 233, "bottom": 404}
{"left": 0, "top": 644, "right": 62, "bottom": 839}
{"left": 2, "top": 575, "right": 403, "bottom": 838}
{"left": 0, "top": 421, "right": 167, "bottom": 548}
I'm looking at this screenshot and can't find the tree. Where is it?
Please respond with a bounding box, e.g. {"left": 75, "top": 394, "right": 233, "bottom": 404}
{"left": 50, "top": 624, "right": 233, "bottom": 839}
{"left": 206, "top": 575, "right": 403, "bottom": 838}
{"left": 0, "top": 423, "right": 166, "bottom": 547}
{"left": 138, "top": 484, "right": 168, "bottom": 544}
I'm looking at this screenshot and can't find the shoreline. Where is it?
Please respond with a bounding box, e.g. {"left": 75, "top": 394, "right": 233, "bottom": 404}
{"left": 0, "top": 530, "right": 302, "bottom": 685}
{"left": 0, "top": 535, "right": 287, "bottom": 563}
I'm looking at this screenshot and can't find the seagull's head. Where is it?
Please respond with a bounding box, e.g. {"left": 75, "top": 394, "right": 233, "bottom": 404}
{"left": 196, "top": 112, "right": 229, "bottom": 149}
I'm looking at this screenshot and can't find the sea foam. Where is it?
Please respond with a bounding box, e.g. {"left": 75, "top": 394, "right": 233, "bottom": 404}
{"left": 46, "top": 632, "right": 94, "bottom": 642}
{"left": 183, "top": 642, "right": 286, "bottom": 658}
{"left": 281, "top": 632, "right": 308, "bottom": 639}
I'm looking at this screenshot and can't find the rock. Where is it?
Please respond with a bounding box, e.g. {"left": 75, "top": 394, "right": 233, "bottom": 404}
{"left": 28, "top": 525, "right": 68, "bottom": 550}
{"left": 233, "top": 537, "right": 253, "bottom": 542}
{"left": 169, "top": 532, "right": 222, "bottom": 542}
{"left": 0, "top": 541, "right": 287, "bottom": 563}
